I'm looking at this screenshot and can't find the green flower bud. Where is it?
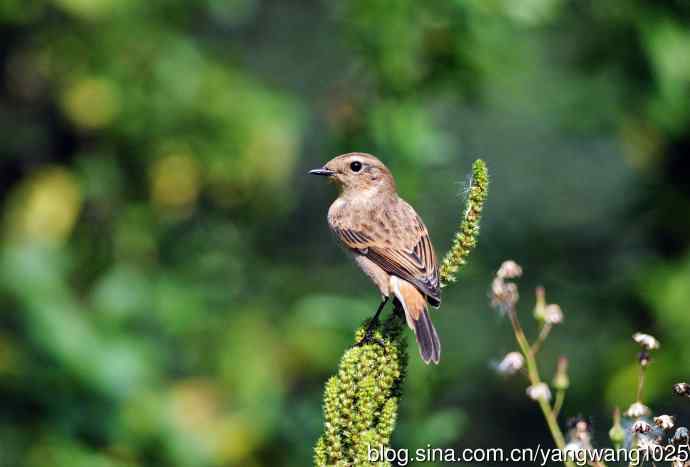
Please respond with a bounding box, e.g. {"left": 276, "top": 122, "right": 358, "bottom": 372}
{"left": 552, "top": 356, "right": 570, "bottom": 391}
{"left": 609, "top": 407, "right": 625, "bottom": 448}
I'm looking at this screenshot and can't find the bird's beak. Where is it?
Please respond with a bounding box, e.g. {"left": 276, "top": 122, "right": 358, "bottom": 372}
{"left": 309, "top": 167, "right": 336, "bottom": 177}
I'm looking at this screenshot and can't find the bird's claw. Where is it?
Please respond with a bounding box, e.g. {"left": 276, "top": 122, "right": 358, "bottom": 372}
{"left": 355, "top": 336, "right": 386, "bottom": 348}
{"left": 355, "top": 326, "right": 386, "bottom": 348}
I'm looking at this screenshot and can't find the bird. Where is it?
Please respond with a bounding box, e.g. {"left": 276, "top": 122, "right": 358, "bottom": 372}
{"left": 309, "top": 152, "right": 441, "bottom": 364}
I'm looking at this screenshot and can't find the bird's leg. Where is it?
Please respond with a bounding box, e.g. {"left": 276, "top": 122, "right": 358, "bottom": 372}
{"left": 392, "top": 298, "right": 404, "bottom": 320}
{"left": 356, "top": 296, "right": 389, "bottom": 346}
{"left": 369, "top": 295, "right": 389, "bottom": 326}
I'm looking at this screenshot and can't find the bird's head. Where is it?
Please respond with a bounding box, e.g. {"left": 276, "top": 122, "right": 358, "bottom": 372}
{"left": 309, "top": 152, "right": 395, "bottom": 195}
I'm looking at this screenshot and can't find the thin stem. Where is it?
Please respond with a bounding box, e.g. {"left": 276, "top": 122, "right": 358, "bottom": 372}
{"left": 530, "top": 323, "right": 552, "bottom": 356}
{"left": 508, "top": 311, "right": 575, "bottom": 467}
{"left": 636, "top": 365, "right": 646, "bottom": 402}
{"left": 552, "top": 390, "right": 565, "bottom": 419}
{"left": 629, "top": 365, "right": 646, "bottom": 467}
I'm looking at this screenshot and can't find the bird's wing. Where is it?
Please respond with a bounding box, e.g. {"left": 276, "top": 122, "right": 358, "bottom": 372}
{"left": 332, "top": 205, "right": 440, "bottom": 305}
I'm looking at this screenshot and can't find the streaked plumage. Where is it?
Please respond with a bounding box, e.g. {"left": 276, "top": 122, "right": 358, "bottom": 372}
{"left": 310, "top": 152, "right": 442, "bottom": 364}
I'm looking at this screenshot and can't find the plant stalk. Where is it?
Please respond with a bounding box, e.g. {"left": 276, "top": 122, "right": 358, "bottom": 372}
{"left": 509, "top": 311, "right": 575, "bottom": 467}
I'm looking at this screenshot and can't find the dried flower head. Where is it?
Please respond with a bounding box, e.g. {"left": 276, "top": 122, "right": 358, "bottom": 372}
{"left": 625, "top": 401, "right": 651, "bottom": 418}
{"left": 568, "top": 417, "right": 591, "bottom": 437}
{"left": 490, "top": 278, "right": 519, "bottom": 314}
{"left": 565, "top": 416, "right": 593, "bottom": 454}
{"left": 564, "top": 441, "right": 583, "bottom": 453}
{"left": 574, "top": 419, "right": 590, "bottom": 434}
{"left": 497, "top": 260, "right": 522, "bottom": 279}
{"left": 544, "top": 304, "right": 564, "bottom": 325}
{"left": 495, "top": 352, "right": 524, "bottom": 375}
{"left": 673, "top": 383, "right": 690, "bottom": 398}
{"left": 526, "top": 382, "right": 552, "bottom": 402}
{"left": 673, "top": 427, "right": 689, "bottom": 445}
{"left": 636, "top": 433, "right": 661, "bottom": 452}
{"left": 654, "top": 415, "right": 675, "bottom": 430}
{"left": 564, "top": 415, "right": 581, "bottom": 428}
{"left": 632, "top": 420, "right": 652, "bottom": 433}
{"left": 633, "top": 332, "right": 660, "bottom": 351}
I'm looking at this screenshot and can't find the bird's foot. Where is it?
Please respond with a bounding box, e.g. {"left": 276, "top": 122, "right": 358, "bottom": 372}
{"left": 355, "top": 334, "right": 386, "bottom": 348}
{"left": 355, "top": 320, "right": 385, "bottom": 347}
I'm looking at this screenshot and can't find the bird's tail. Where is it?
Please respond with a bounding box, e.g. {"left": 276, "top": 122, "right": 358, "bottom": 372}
{"left": 390, "top": 276, "right": 441, "bottom": 364}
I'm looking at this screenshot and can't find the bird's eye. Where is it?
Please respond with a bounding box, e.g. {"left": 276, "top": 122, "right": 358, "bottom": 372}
{"left": 350, "top": 161, "right": 362, "bottom": 172}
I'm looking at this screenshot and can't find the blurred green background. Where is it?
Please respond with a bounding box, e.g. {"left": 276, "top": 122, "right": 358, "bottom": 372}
{"left": 1, "top": 1, "right": 690, "bottom": 466}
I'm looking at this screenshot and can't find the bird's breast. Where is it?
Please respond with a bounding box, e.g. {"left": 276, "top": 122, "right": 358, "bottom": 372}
{"left": 327, "top": 197, "right": 347, "bottom": 227}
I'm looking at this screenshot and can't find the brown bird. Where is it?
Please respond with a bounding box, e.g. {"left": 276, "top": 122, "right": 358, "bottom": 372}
{"left": 309, "top": 152, "right": 441, "bottom": 364}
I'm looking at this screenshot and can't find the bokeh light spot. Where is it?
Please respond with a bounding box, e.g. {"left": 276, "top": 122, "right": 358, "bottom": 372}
{"left": 150, "top": 152, "right": 202, "bottom": 212}
{"left": 62, "top": 77, "right": 120, "bottom": 130}
{"left": 53, "top": 0, "right": 124, "bottom": 20}
{"left": 6, "top": 167, "right": 82, "bottom": 245}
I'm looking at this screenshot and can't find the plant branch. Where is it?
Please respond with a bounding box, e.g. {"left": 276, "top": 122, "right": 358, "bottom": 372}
{"left": 508, "top": 311, "right": 574, "bottom": 467}
{"left": 530, "top": 323, "right": 552, "bottom": 356}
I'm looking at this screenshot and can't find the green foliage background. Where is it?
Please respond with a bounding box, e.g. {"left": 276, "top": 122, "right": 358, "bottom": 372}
{"left": 1, "top": 1, "right": 690, "bottom": 466}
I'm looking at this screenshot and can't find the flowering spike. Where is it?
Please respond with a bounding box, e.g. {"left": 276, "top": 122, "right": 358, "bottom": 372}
{"left": 440, "top": 159, "right": 489, "bottom": 287}
{"left": 314, "top": 315, "right": 408, "bottom": 467}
